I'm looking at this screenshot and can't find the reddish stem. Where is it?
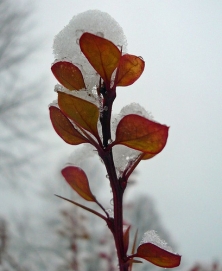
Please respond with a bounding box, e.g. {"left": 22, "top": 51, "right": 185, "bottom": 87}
{"left": 99, "top": 87, "right": 129, "bottom": 271}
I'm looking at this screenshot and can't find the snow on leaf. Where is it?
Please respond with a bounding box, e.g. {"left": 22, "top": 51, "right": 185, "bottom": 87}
{"left": 116, "top": 54, "right": 145, "bottom": 86}
{"left": 114, "top": 114, "right": 169, "bottom": 154}
{"left": 135, "top": 243, "right": 181, "bottom": 268}
{"left": 111, "top": 105, "right": 154, "bottom": 173}
{"left": 61, "top": 166, "right": 96, "bottom": 202}
{"left": 51, "top": 61, "right": 86, "bottom": 90}
{"left": 133, "top": 231, "right": 181, "bottom": 268}
{"left": 53, "top": 10, "right": 127, "bottom": 62}
{"left": 54, "top": 84, "right": 99, "bottom": 108}
{"left": 58, "top": 91, "right": 99, "bottom": 138}
{"left": 80, "top": 32, "right": 121, "bottom": 87}
{"left": 49, "top": 106, "right": 88, "bottom": 145}
{"left": 139, "top": 230, "right": 173, "bottom": 251}
{"left": 53, "top": 10, "right": 127, "bottom": 91}
{"left": 112, "top": 145, "right": 141, "bottom": 176}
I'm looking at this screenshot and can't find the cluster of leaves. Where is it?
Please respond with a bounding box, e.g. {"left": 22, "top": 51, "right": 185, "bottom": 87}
{"left": 49, "top": 32, "right": 181, "bottom": 270}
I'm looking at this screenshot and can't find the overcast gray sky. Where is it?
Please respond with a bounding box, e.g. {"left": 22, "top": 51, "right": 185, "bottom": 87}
{"left": 29, "top": 0, "right": 222, "bottom": 267}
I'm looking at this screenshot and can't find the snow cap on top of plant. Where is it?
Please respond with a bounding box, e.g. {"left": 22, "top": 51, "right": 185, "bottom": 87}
{"left": 53, "top": 10, "right": 127, "bottom": 90}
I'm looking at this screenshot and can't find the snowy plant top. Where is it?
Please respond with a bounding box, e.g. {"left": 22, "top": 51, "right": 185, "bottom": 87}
{"left": 49, "top": 9, "right": 181, "bottom": 270}
{"left": 53, "top": 10, "right": 127, "bottom": 91}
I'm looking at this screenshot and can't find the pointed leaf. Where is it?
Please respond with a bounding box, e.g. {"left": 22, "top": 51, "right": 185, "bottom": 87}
{"left": 123, "top": 225, "right": 131, "bottom": 254}
{"left": 58, "top": 91, "right": 99, "bottom": 138}
{"left": 51, "top": 61, "right": 85, "bottom": 90}
{"left": 135, "top": 243, "right": 181, "bottom": 268}
{"left": 49, "top": 106, "right": 88, "bottom": 145}
{"left": 131, "top": 229, "right": 138, "bottom": 255}
{"left": 61, "top": 166, "right": 96, "bottom": 201}
{"left": 79, "top": 32, "right": 121, "bottom": 86}
{"left": 114, "top": 114, "right": 169, "bottom": 154}
{"left": 129, "top": 229, "right": 139, "bottom": 271}
{"left": 116, "top": 54, "right": 145, "bottom": 86}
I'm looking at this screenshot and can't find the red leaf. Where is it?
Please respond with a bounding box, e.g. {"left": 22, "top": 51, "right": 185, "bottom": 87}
{"left": 58, "top": 92, "right": 99, "bottom": 138}
{"left": 61, "top": 166, "right": 96, "bottom": 202}
{"left": 116, "top": 54, "right": 145, "bottom": 86}
{"left": 51, "top": 61, "right": 86, "bottom": 90}
{"left": 79, "top": 32, "right": 121, "bottom": 87}
{"left": 114, "top": 114, "right": 169, "bottom": 154}
{"left": 135, "top": 243, "right": 181, "bottom": 268}
{"left": 49, "top": 106, "right": 88, "bottom": 145}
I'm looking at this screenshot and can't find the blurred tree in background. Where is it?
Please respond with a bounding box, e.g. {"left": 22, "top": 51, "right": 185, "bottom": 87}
{"left": 0, "top": 0, "right": 47, "bottom": 188}
{"left": 0, "top": 0, "right": 50, "bottom": 269}
{"left": 0, "top": 218, "right": 28, "bottom": 271}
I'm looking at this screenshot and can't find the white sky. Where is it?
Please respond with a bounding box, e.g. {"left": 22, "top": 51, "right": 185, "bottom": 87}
{"left": 24, "top": 0, "right": 222, "bottom": 268}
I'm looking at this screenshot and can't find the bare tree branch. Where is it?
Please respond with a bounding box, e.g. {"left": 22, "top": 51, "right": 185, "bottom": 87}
{"left": 0, "top": 0, "right": 48, "bottom": 187}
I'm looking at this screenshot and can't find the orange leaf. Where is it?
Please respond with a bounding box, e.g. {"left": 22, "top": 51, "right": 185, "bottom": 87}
{"left": 79, "top": 32, "right": 121, "bottom": 86}
{"left": 51, "top": 61, "right": 86, "bottom": 90}
{"left": 135, "top": 243, "right": 181, "bottom": 268}
{"left": 114, "top": 114, "right": 169, "bottom": 154}
{"left": 58, "top": 92, "right": 99, "bottom": 138}
{"left": 123, "top": 226, "right": 131, "bottom": 254}
{"left": 49, "top": 106, "right": 88, "bottom": 145}
{"left": 61, "top": 166, "right": 96, "bottom": 202}
{"left": 116, "top": 54, "right": 145, "bottom": 86}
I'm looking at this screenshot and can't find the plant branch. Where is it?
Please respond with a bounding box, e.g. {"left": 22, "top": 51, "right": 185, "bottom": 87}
{"left": 99, "top": 85, "right": 129, "bottom": 271}
{"left": 55, "top": 195, "right": 107, "bottom": 222}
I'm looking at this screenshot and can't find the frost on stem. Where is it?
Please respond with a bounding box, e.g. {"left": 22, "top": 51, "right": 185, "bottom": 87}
{"left": 53, "top": 10, "right": 127, "bottom": 91}
{"left": 140, "top": 230, "right": 174, "bottom": 253}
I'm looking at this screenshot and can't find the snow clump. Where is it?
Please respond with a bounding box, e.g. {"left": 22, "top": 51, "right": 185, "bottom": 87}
{"left": 53, "top": 10, "right": 127, "bottom": 91}
{"left": 140, "top": 230, "right": 174, "bottom": 253}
